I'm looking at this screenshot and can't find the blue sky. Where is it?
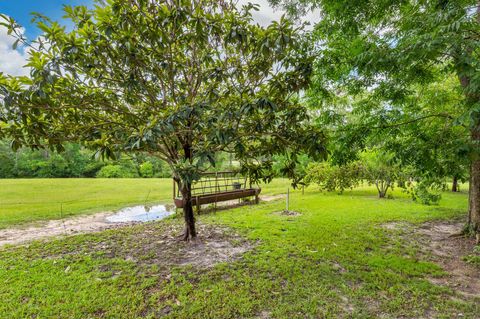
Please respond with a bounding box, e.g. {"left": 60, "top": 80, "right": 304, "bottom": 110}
{"left": 0, "top": 0, "right": 317, "bottom": 76}
{"left": 0, "top": 0, "right": 92, "bottom": 40}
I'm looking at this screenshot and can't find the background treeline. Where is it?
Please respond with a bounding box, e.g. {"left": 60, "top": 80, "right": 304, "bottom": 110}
{"left": 0, "top": 141, "right": 243, "bottom": 178}
{"left": 0, "top": 141, "right": 173, "bottom": 178}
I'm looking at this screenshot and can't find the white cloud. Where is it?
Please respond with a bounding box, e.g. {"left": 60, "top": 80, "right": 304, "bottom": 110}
{"left": 237, "top": 0, "right": 284, "bottom": 26}
{"left": 237, "top": 0, "right": 320, "bottom": 28}
{"left": 0, "top": 25, "right": 29, "bottom": 76}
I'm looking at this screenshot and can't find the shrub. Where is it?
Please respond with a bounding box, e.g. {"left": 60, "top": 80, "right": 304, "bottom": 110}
{"left": 0, "top": 142, "right": 15, "bottom": 178}
{"left": 96, "top": 165, "right": 135, "bottom": 178}
{"left": 35, "top": 155, "right": 69, "bottom": 177}
{"left": 139, "top": 161, "right": 154, "bottom": 178}
{"left": 82, "top": 161, "right": 105, "bottom": 177}
{"left": 305, "top": 161, "right": 362, "bottom": 193}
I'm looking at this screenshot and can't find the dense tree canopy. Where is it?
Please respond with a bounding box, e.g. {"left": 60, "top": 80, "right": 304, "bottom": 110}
{"left": 272, "top": 0, "right": 480, "bottom": 241}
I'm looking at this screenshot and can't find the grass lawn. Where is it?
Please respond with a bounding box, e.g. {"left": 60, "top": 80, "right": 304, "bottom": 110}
{"left": 0, "top": 178, "right": 290, "bottom": 229}
{"left": 0, "top": 181, "right": 478, "bottom": 318}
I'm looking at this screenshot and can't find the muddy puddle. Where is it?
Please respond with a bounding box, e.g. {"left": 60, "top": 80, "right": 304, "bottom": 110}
{"left": 106, "top": 204, "right": 175, "bottom": 223}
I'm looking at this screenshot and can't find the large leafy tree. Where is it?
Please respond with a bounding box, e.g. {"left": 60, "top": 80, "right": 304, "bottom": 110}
{"left": 0, "top": 0, "right": 326, "bottom": 240}
{"left": 307, "top": 74, "right": 469, "bottom": 195}
{"left": 272, "top": 0, "right": 480, "bottom": 241}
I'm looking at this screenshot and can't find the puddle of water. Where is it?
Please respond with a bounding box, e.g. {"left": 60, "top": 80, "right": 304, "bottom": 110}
{"left": 106, "top": 204, "right": 175, "bottom": 223}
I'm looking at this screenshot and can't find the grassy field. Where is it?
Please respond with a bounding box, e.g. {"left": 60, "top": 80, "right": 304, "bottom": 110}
{"left": 0, "top": 178, "right": 291, "bottom": 229}
{"left": 0, "top": 180, "right": 478, "bottom": 318}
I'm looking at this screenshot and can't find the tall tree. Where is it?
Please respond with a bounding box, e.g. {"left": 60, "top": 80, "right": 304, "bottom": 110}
{"left": 272, "top": 0, "right": 480, "bottom": 241}
{"left": 0, "top": 0, "right": 326, "bottom": 240}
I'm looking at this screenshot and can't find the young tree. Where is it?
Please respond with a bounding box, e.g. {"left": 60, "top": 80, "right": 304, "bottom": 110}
{"left": 0, "top": 0, "right": 326, "bottom": 240}
{"left": 360, "top": 150, "right": 398, "bottom": 199}
{"left": 272, "top": 0, "right": 480, "bottom": 241}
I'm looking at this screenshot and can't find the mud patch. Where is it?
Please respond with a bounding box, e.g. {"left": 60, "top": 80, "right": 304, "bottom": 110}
{"left": 37, "top": 222, "right": 255, "bottom": 272}
{"left": 382, "top": 221, "right": 410, "bottom": 231}
{"left": 0, "top": 212, "right": 130, "bottom": 247}
{"left": 272, "top": 210, "right": 302, "bottom": 217}
{"left": 382, "top": 219, "right": 479, "bottom": 299}
{"left": 255, "top": 311, "right": 272, "bottom": 319}
{"left": 174, "top": 225, "right": 253, "bottom": 268}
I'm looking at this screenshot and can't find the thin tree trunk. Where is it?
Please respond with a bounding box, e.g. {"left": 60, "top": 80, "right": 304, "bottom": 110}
{"left": 376, "top": 180, "right": 386, "bottom": 198}
{"left": 180, "top": 181, "right": 197, "bottom": 241}
{"left": 452, "top": 176, "right": 459, "bottom": 192}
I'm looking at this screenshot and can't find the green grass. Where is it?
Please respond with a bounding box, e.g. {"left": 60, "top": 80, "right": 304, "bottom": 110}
{"left": 0, "top": 182, "right": 478, "bottom": 318}
{"left": 0, "top": 178, "right": 173, "bottom": 229}
{"left": 0, "top": 178, "right": 290, "bottom": 229}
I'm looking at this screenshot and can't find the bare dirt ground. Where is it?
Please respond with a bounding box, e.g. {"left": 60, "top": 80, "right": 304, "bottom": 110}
{"left": 0, "top": 212, "right": 125, "bottom": 247}
{"left": 88, "top": 222, "right": 255, "bottom": 270}
{"left": 0, "top": 194, "right": 284, "bottom": 247}
{"left": 271, "top": 210, "right": 302, "bottom": 217}
{"left": 383, "top": 219, "right": 480, "bottom": 299}
{"left": 124, "top": 223, "right": 254, "bottom": 317}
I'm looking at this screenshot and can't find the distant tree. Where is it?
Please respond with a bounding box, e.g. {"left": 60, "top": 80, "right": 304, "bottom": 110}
{"left": 307, "top": 75, "right": 469, "bottom": 202}
{"left": 360, "top": 150, "right": 399, "bottom": 199}
{"left": 0, "top": 0, "right": 326, "bottom": 240}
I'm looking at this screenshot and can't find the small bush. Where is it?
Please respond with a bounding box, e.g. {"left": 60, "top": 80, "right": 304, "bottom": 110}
{"left": 139, "top": 162, "right": 154, "bottom": 178}
{"left": 82, "top": 161, "right": 105, "bottom": 177}
{"left": 96, "top": 165, "right": 135, "bottom": 178}
{"left": 305, "top": 161, "right": 362, "bottom": 193}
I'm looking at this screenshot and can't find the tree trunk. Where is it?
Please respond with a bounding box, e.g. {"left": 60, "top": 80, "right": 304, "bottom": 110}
{"left": 375, "top": 180, "right": 386, "bottom": 198}
{"left": 452, "top": 176, "right": 459, "bottom": 192}
{"left": 180, "top": 181, "right": 197, "bottom": 241}
{"left": 376, "top": 180, "right": 389, "bottom": 198}
{"left": 465, "top": 0, "right": 480, "bottom": 244}
{"left": 468, "top": 128, "right": 480, "bottom": 243}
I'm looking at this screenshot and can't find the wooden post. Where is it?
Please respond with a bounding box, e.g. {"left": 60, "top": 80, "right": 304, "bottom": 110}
{"left": 173, "top": 179, "right": 176, "bottom": 199}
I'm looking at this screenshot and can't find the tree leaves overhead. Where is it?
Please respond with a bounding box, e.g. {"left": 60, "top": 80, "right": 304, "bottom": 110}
{"left": 273, "top": 0, "right": 477, "bottom": 176}
{"left": 0, "top": 0, "right": 327, "bottom": 185}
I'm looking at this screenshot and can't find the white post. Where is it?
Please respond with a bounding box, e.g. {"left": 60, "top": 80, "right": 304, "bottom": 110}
{"left": 286, "top": 188, "right": 289, "bottom": 212}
